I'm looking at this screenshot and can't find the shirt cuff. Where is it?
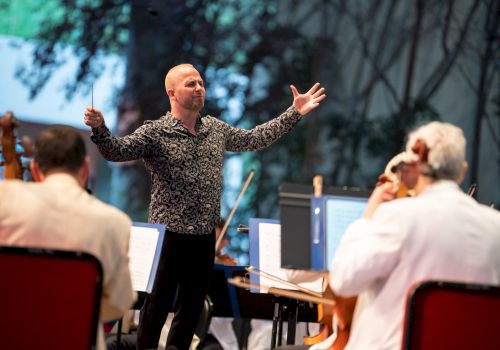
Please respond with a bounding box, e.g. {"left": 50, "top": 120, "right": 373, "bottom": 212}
{"left": 287, "top": 106, "right": 303, "bottom": 122}
{"left": 90, "top": 123, "right": 110, "bottom": 142}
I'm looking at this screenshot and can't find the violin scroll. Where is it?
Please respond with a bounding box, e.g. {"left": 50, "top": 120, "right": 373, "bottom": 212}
{"left": 378, "top": 152, "right": 414, "bottom": 198}
{"left": 410, "top": 139, "right": 430, "bottom": 163}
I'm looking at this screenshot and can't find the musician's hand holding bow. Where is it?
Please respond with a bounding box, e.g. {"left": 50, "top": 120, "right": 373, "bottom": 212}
{"left": 291, "top": 82, "right": 326, "bottom": 116}
{"left": 364, "top": 182, "right": 395, "bottom": 220}
{"left": 84, "top": 107, "right": 104, "bottom": 129}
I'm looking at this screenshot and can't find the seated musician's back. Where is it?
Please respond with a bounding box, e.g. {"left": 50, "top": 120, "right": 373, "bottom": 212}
{"left": 330, "top": 121, "right": 500, "bottom": 350}
{"left": 0, "top": 125, "right": 136, "bottom": 350}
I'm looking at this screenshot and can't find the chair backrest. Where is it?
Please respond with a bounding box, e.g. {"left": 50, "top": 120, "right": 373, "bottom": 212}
{"left": 0, "top": 246, "right": 103, "bottom": 350}
{"left": 402, "top": 280, "right": 500, "bottom": 350}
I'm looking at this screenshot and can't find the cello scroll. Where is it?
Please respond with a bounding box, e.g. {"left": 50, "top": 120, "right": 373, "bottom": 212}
{"left": 1, "top": 112, "right": 22, "bottom": 180}
{"left": 0, "top": 111, "right": 32, "bottom": 181}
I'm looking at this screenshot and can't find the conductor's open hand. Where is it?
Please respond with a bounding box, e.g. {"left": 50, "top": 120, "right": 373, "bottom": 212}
{"left": 84, "top": 107, "right": 104, "bottom": 129}
{"left": 291, "top": 83, "right": 326, "bottom": 116}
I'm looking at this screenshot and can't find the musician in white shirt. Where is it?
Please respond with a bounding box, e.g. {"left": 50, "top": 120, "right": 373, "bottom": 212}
{"left": 330, "top": 121, "right": 500, "bottom": 350}
{"left": 278, "top": 121, "right": 500, "bottom": 350}
{"left": 0, "top": 125, "right": 136, "bottom": 350}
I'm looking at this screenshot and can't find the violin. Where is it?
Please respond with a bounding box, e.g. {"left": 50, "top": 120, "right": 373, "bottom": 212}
{"left": 376, "top": 152, "right": 417, "bottom": 198}
{"left": 214, "top": 230, "right": 238, "bottom": 265}
{"left": 214, "top": 170, "right": 255, "bottom": 265}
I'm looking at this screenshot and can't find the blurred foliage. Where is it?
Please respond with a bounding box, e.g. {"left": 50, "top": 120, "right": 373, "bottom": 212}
{"left": 0, "top": 0, "right": 63, "bottom": 38}
{"left": 5, "top": 0, "right": 499, "bottom": 260}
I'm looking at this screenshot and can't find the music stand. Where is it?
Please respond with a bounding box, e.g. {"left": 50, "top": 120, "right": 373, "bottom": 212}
{"left": 115, "top": 222, "right": 166, "bottom": 350}
{"left": 279, "top": 182, "right": 369, "bottom": 270}
{"left": 208, "top": 264, "right": 319, "bottom": 348}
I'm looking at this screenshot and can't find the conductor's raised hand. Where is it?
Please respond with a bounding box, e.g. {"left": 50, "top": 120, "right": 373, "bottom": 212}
{"left": 84, "top": 107, "right": 104, "bottom": 129}
{"left": 290, "top": 82, "right": 326, "bottom": 116}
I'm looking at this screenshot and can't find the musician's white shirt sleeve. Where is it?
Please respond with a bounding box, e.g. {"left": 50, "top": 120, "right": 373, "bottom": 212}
{"left": 329, "top": 217, "right": 404, "bottom": 297}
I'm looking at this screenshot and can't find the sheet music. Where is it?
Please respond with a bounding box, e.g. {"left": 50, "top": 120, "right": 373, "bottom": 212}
{"left": 129, "top": 226, "right": 160, "bottom": 292}
{"left": 325, "top": 197, "right": 367, "bottom": 268}
{"left": 258, "top": 222, "right": 323, "bottom": 293}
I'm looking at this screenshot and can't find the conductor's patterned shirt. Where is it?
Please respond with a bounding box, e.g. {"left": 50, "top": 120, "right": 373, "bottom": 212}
{"left": 91, "top": 106, "right": 302, "bottom": 235}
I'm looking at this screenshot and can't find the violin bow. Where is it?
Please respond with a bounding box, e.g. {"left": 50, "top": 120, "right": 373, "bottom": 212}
{"left": 466, "top": 184, "right": 495, "bottom": 208}
{"left": 466, "top": 183, "right": 476, "bottom": 197}
{"left": 215, "top": 169, "right": 255, "bottom": 253}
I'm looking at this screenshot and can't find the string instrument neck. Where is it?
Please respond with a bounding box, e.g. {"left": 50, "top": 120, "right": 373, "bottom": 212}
{"left": 1, "top": 112, "right": 23, "bottom": 180}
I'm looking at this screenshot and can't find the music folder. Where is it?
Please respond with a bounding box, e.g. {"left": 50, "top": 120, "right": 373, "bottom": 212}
{"left": 310, "top": 193, "right": 369, "bottom": 271}
{"left": 278, "top": 183, "right": 312, "bottom": 270}
{"left": 128, "top": 222, "right": 166, "bottom": 294}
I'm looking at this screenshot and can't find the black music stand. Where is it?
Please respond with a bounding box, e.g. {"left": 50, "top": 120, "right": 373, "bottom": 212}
{"left": 208, "top": 264, "right": 318, "bottom": 349}
{"left": 112, "top": 293, "right": 147, "bottom": 350}
{"left": 270, "top": 296, "right": 300, "bottom": 348}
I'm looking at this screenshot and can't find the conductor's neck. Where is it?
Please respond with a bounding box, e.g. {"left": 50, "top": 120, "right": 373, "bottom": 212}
{"left": 170, "top": 106, "right": 200, "bottom": 131}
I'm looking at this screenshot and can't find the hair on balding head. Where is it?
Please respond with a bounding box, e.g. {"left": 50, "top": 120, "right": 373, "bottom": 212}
{"left": 34, "top": 125, "right": 86, "bottom": 174}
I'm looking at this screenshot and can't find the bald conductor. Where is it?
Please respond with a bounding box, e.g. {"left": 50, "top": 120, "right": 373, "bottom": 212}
{"left": 84, "top": 63, "right": 326, "bottom": 349}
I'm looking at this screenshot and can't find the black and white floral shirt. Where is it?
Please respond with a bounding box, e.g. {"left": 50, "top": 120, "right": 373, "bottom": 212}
{"left": 91, "top": 106, "right": 302, "bottom": 235}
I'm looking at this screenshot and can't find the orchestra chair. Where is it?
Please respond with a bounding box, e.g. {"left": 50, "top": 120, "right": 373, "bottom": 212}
{"left": 402, "top": 280, "right": 500, "bottom": 350}
{"left": 0, "top": 245, "right": 103, "bottom": 350}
